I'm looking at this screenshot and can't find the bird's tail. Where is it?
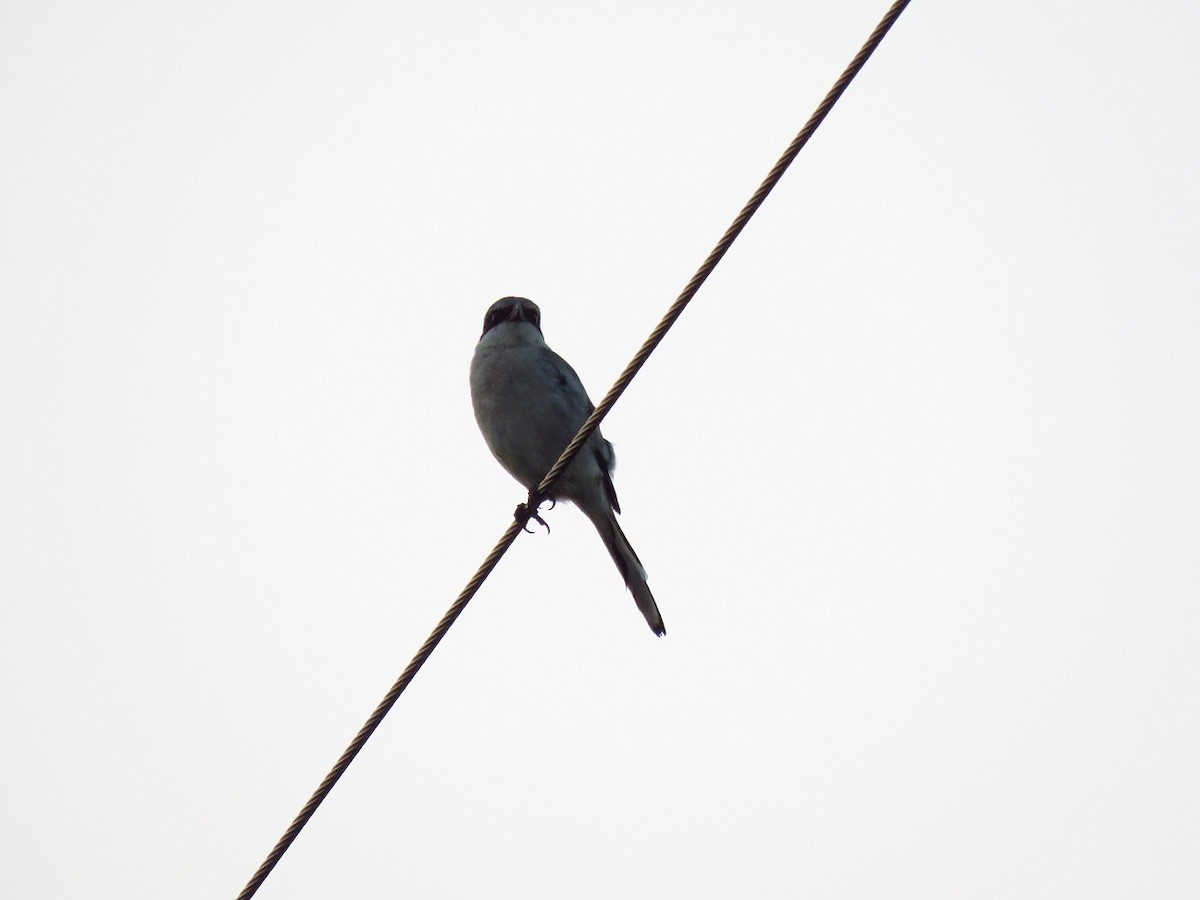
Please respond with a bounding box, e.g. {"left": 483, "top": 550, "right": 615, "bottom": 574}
{"left": 586, "top": 506, "right": 666, "bottom": 636}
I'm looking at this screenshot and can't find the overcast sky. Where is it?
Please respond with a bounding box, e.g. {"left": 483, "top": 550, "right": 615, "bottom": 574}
{"left": 3, "top": 1, "right": 1198, "bottom": 898}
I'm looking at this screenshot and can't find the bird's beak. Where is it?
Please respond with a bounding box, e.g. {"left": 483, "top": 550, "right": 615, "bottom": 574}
{"left": 508, "top": 305, "right": 526, "bottom": 323}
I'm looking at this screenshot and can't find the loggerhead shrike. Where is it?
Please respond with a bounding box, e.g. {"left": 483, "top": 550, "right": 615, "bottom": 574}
{"left": 470, "top": 296, "right": 665, "bottom": 636}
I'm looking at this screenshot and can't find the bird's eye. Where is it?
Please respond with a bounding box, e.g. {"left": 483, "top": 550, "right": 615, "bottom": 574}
{"left": 483, "top": 304, "right": 514, "bottom": 335}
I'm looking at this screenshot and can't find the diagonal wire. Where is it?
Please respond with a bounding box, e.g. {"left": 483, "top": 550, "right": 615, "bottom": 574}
{"left": 535, "top": 0, "right": 912, "bottom": 501}
{"left": 236, "top": 2, "right": 911, "bottom": 896}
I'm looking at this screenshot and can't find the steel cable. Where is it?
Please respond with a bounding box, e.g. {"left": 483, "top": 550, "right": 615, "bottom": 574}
{"left": 237, "top": 2, "right": 911, "bottom": 895}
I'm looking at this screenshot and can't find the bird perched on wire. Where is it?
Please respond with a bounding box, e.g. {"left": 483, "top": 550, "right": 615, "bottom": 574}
{"left": 470, "top": 296, "right": 665, "bottom": 636}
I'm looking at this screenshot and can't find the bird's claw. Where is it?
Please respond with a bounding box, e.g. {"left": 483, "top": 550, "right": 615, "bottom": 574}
{"left": 516, "top": 498, "right": 551, "bottom": 534}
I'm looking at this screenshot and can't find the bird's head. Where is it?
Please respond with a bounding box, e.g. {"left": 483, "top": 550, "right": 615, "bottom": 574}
{"left": 480, "top": 296, "right": 542, "bottom": 340}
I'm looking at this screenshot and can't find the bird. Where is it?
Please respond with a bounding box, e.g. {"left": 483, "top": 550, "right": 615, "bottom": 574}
{"left": 470, "top": 296, "right": 665, "bottom": 636}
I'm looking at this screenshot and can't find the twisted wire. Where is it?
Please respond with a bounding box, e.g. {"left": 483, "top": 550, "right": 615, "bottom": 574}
{"left": 237, "top": 2, "right": 911, "bottom": 895}
{"left": 537, "top": 0, "right": 912, "bottom": 498}
{"left": 236, "top": 518, "right": 525, "bottom": 900}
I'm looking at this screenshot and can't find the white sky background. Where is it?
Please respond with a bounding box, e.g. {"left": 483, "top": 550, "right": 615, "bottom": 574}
{"left": 2, "top": 1, "right": 1198, "bottom": 897}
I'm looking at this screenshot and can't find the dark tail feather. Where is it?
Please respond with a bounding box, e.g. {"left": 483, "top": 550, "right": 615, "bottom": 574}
{"left": 592, "top": 509, "right": 666, "bottom": 636}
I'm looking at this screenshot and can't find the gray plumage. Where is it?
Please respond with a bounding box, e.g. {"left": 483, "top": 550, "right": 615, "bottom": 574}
{"left": 470, "top": 296, "right": 665, "bottom": 636}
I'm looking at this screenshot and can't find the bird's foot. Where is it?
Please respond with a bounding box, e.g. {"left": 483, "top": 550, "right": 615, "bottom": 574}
{"left": 516, "top": 494, "right": 552, "bottom": 533}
